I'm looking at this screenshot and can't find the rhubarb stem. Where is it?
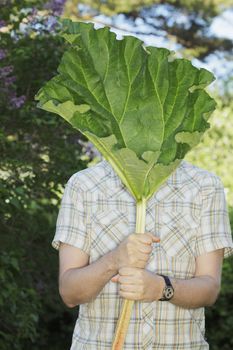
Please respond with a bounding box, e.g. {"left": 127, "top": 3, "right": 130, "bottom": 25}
{"left": 111, "top": 199, "right": 147, "bottom": 349}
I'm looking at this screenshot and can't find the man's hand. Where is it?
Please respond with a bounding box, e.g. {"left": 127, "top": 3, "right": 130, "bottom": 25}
{"left": 111, "top": 267, "right": 165, "bottom": 302}
{"left": 111, "top": 233, "right": 160, "bottom": 270}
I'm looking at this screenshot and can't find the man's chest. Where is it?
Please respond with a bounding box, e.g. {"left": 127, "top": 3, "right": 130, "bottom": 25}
{"left": 89, "top": 181, "right": 202, "bottom": 278}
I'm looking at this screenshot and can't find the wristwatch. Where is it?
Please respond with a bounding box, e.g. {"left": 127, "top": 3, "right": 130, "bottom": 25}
{"left": 158, "top": 274, "right": 174, "bottom": 301}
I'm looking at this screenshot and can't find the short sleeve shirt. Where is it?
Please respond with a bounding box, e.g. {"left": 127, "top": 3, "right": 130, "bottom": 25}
{"left": 52, "top": 159, "right": 233, "bottom": 350}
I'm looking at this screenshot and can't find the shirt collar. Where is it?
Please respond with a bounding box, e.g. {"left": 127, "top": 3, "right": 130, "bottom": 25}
{"left": 100, "top": 158, "right": 187, "bottom": 194}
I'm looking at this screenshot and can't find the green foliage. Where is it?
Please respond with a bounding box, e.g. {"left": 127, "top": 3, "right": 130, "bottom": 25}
{"left": 0, "top": 252, "right": 41, "bottom": 349}
{"left": 35, "top": 19, "right": 216, "bottom": 201}
{"left": 71, "top": 0, "right": 233, "bottom": 61}
{"left": 75, "top": 0, "right": 231, "bottom": 16}
{"left": 187, "top": 98, "right": 233, "bottom": 206}
{"left": 0, "top": 4, "right": 87, "bottom": 349}
{"left": 205, "top": 208, "right": 233, "bottom": 350}
{"left": 187, "top": 95, "right": 233, "bottom": 349}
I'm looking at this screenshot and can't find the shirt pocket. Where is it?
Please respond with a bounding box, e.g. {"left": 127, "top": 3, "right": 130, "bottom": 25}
{"left": 90, "top": 208, "right": 131, "bottom": 262}
{"left": 160, "top": 209, "right": 198, "bottom": 258}
{"left": 159, "top": 209, "right": 199, "bottom": 278}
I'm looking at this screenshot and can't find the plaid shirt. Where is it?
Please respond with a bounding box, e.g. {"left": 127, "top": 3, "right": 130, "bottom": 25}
{"left": 52, "top": 159, "right": 233, "bottom": 350}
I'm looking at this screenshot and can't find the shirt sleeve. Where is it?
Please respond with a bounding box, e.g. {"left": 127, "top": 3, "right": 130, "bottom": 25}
{"left": 195, "top": 176, "right": 233, "bottom": 259}
{"left": 51, "top": 176, "right": 90, "bottom": 255}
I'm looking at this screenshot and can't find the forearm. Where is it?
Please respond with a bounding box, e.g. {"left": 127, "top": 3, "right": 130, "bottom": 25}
{"left": 168, "top": 275, "right": 221, "bottom": 309}
{"left": 59, "top": 250, "right": 118, "bottom": 307}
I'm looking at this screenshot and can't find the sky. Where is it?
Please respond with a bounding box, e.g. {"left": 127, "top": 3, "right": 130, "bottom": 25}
{"left": 211, "top": 9, "right": 233, "bottom": 40}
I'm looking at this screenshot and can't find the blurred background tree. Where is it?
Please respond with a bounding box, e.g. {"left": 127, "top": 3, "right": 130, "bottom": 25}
{"left": 0, "top": 2, "right": 89, "bottom": 349}
{"left": 65, "top": 0, "right": 233, "bottom": 60}
{"left": 0, "top": 1, "right": 232, "bottom": 349}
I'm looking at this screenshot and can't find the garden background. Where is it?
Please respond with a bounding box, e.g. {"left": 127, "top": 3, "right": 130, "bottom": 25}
{"left": 1, "top": 0, "right": 233, "bottom": 349}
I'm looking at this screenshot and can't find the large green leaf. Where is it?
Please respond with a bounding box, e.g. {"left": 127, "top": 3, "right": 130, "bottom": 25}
{"left": 35, "top": 19, "right": 216, "bottom": 201}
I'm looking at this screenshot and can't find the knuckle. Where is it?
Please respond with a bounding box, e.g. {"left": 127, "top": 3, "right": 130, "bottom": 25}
{"left": 129, "top": 259, "right": 135, "bottom": 266}
{"left": 129, "top": 234, "right": 136, "bottom": 241}
{"left": 120, "top": 284, "right": 126, "bottom": 291}
{"left": 126, "top": 242, "right": 134, "bottom": 252}
{"left": 137, "top": 263, "right": 144, "bottom": 269}
{"left": 142, "top": 253, "right": 149, "bottom": 261}
{"left": 119, "top": 267, "right": 127, "bottom": 274}
{"left": 126, "top": 248, "right": 133, "bottom": 259}
{"left": 145, "top": 232, "right": 152, "bottom": 238}
{"left": 126, "top": 245, "right": 131, "bottom": 254}
{"left": 138, "top": 270, "right": 143, "bottom": 277}
{"left": 139, "top": 261, "right": 146, "bottom": 268}
{"left": 146, "top": 250, "right": 152, "bottom": 256}
{"left": 146, "top": 232, "right": 153, "bottom": 237}
{"left": 136, "top": 234, "right": 144, "bottom": 242}
{"left": 139, "top": 285, "right": 144, "bottom": 293}
{"left": 128, "top": 251, "right": 134, "bottom": 259}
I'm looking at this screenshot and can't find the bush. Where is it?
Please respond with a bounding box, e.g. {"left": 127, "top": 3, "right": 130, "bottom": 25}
{"left": 205, "top": 207, "right": 233, "bottom": 350}
{"left": 0, "top": 3, "right": 87, "bottom": 349}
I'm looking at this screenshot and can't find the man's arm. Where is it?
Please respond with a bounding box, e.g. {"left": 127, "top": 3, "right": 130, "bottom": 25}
{"left": 112, "top": 248, "right": 224, "bottom": 308}
{"left": 58, "top": 243, "right": 117, "bottom": 307}
{"left": 169, "top": 248, "right": 224, "bottom": 308}
{"left": 58, "top": 233, "right": 159, "bottom": 307}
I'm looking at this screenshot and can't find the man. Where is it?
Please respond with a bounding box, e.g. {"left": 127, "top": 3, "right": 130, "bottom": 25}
{"left": 52, "top": 158, "right": 233, "bottom": 349}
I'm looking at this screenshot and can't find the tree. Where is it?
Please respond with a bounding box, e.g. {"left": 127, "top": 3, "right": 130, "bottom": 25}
{"left": 0, "top": 2, "right": 88, "bottom": 349}
{"left": 64, "top": 0, "right": 233, "bottom": 60}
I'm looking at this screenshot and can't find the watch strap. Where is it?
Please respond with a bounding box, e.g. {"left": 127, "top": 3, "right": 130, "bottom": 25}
{"left": 158, "top": 274, "right": 174, "bottom": 301}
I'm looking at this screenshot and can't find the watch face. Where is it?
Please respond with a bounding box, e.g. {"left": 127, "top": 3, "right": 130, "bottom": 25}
{"left": 164, "top": 286, "right": 174, "bottom": 299}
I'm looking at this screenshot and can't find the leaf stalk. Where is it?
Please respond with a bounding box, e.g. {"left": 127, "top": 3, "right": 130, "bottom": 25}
{"left": 111, "top": 199, "right": 147, "bottom": 349}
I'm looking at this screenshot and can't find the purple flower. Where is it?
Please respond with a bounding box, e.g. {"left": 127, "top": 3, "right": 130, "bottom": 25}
{"left": 52, "top": 0, "right": 66, "bottom": 15}
{"left": 0, "top": 49, "right": 8, "bottom": 60}
{"left": 0, "top": 65, "right": 14, "bottom": 77}
{"left": 45, "top": 16, "right": 58, "bottom": 31}
{"left": 0, "top": 20, "right": 6, "bottom": 28}
{"left": 30, "top": 7, "right": 38, "bottom": 15}
{"left": 4, "top": 76, "right": 17, "bottom": 86}
{"left": 44, "top": 0, "right": 66, "bottom": 16}
{"left": 10, "top": 95, "right": 26, "bottom": 109}
{"left": 78, "top": 140, "right": 101, "bottom": 160}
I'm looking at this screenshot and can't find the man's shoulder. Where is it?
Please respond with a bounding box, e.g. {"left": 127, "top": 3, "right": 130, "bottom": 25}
{"left": 66, "top": 159, "right": 224, "bottom": 193}
{"left": 180, "top": 160, "right": 223, "bottom": 189}
{"left": 65, "top": 159, "right": 115, "bottom": 192}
